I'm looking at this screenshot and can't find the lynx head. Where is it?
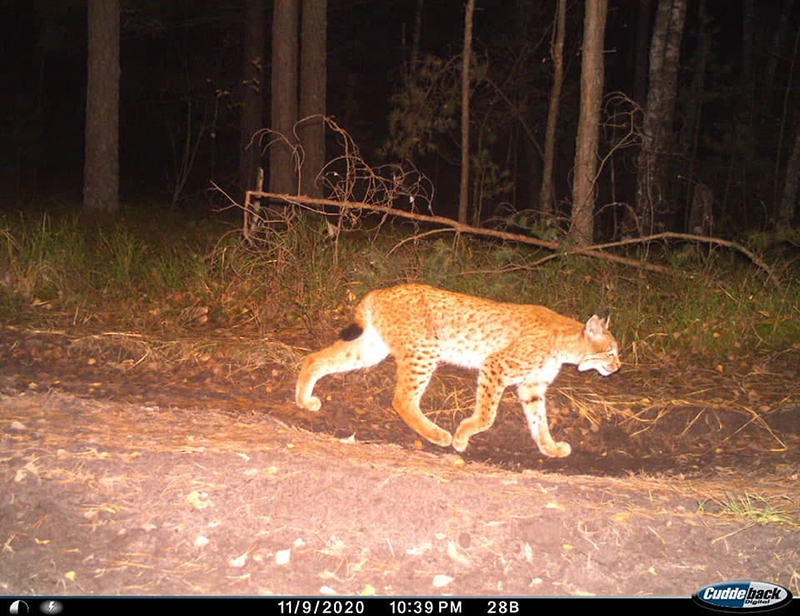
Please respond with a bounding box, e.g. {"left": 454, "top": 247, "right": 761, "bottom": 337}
{"left": 577, "top": 314, "right": 620, "bottom": 376}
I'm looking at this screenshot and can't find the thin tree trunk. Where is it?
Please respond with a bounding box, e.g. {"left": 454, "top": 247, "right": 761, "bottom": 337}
{"left": 539, "top": 0, "right": 566, "bottom": 218}
{"left": 633, "top": 0, "right": 653, "bottom": 108}
{"left": 741, "top": 0, "right": 754, "bottom": 107}
{"left": 779, "top": 121, "right": 800, "bottom": 226}
{"left": 458, "top": 0, "right": 475, "bottom": 225}
{"left": 680, "top": 0, "right": 709, "bottom": 230}
{"left": 411, "top": 0, "right": 424, "bottom": 67}
{"left": 766, "top": 0, "right": 795, "bottom": 94}
{"left": 679, "top": 0, "right": 708, "bottom": 151}
{"left": 238, "top": 0, "right": 265, "bottom": 198}
{"left": 83, "top": 0, "right": 119, "bottom": 214}
{"left": 299, "top": 0, "right": 327, "bottom": 198}
{"left": 270, "top": 0, "right": 300, "bottom": 197}
{"left": 569, "top": 0, "right": 608, "bottom": 247}
{"left": 635, "top": 0, "right": 686, "bottom": 234}
{"left": 775, "top": 28, "right": 800, "bottom": 215}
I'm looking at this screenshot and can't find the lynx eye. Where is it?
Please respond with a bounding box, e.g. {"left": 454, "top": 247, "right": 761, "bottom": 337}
{"left": 607, "top": 348, "right": 616, "bottom": 358}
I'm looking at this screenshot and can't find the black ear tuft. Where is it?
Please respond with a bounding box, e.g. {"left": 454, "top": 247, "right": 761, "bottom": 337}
{"left": 339, "top": 323, "right": 364, "bottom": 341}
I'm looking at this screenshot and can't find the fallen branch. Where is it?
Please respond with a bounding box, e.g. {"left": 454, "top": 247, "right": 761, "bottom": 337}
{"left": 242, "top": 190, "right": 780, "bottom": 284}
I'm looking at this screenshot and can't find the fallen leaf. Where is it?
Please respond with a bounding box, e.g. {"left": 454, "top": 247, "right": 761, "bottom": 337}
{"left": 447, "top": 541, "right": 471, "bottom": 567}
{"left": 194, "top": 536, "right": 210, "bottom": 548}
{"left": 186, "top": 490, "right": 211, "bottom": 509}
{"left": 64, "top": 572, "right": 76, "bottom": 581}
{"left": 432, "top": 574, "right": 453, "bottom": 588}
{"left": 406, "top": 543, "right": 432, "bottom": 556}
{"left": 275, "top": 549, "right": 291, "bottom": 565}
{"left": 523, "top": 543, "right": 533, "bottom": 563}
{"left": 320, "top": 586, "right": 337, "bottom": 595}
{"left": 229, "top": 553, "right": 248, "bottom": 568}
{"left": 359, "top": 585, "right": 376, "bottom": 596}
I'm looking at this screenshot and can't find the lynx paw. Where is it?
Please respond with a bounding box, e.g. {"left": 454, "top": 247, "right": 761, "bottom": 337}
{"left": 429, "top": 429, "right": 453, "bottom": 448}
{"left": 451, "top": 429, "right": 469, "bottom": 452}
{"left": 540, "top": 441, "right": 571, "bottom": 458}
{"left": 298, "top": 396, "right": 322, "bottom": 412}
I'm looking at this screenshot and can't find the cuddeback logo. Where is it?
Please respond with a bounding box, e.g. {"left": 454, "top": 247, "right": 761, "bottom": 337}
{"left": 693, "top": 581, "right": 793, "bottom": 612}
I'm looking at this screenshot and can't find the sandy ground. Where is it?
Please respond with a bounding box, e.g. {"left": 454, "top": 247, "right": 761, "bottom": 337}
{"left": 0, "top": 328, "right": 798, "bottom": 596}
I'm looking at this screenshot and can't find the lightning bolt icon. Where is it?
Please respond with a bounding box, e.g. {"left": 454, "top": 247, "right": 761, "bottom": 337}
{"left": 47, "top": 602, "right": 55, "bottom": 614}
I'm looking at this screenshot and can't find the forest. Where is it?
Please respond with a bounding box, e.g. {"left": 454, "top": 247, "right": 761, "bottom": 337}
{"left": 0, "top": 0, "right": 799, "bottom": 600}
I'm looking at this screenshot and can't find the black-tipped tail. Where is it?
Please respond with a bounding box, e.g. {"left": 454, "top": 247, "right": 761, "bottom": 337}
{"left": 339, "top": 323, "right": 363, "bottom": 341}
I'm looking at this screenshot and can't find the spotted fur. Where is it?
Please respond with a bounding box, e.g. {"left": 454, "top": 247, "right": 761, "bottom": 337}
{"left": 295, "top": 284, "right": 620, "bottom": 457}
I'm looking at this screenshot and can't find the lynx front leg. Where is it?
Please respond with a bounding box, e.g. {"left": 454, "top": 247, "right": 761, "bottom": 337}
{"left": 295, "top": 327, "right": 389, "bottom": 411}
{"left": 518, "top": 382, "right": 571, "bottom": 458}
{"left": 392, "top": 355, "right": 452, "bottom": 447}
{"left": 452, "top": 357, "right": 507, "bottom": 452}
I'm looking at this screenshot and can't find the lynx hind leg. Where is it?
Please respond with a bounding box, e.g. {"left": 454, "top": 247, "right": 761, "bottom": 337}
{"left": 518, "top": 382, "right": 571, "bottom": 458}
{"left": 295, "top": 325, "right": 389, "bottom": 412}
{"left": 452, "top": 357, "right": 507, "bottom": 452}
{"left": 392, "top": 354, "right": 452, "bottom": 447}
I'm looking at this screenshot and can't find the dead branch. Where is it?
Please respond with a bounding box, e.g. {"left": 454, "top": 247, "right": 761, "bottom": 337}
{"left": 241, "top": 190, "right": 677, "bottom": 276}
{"left": 240, "top": 190, "right": 781, "bottom": 284}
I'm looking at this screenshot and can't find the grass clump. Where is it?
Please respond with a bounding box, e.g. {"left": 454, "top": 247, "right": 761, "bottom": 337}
{"left": 0, "top": 208, "right": 797, "bottom": 364}
{"left": 699, "top": 493, "right": 796, "bottom": 526}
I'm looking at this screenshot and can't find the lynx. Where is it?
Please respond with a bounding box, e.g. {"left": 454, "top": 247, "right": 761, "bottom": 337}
{"left": 295, "top": 284, "right": 620, "bottom": 458}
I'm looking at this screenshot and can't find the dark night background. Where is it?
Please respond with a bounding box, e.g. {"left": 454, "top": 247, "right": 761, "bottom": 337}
{"left": 2, "top": 1, "right": 799, "bottom": 235}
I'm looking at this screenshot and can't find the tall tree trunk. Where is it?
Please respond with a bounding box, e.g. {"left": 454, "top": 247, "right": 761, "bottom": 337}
{"left": 766, "top": 0, "right": 795, "bottom": 94}
{"left": 679, "top": 0, "right": 708, "bottom": 152}
{"left": 569, "top": 0, "right": 608, "bottom": 247}
{"left": 458, "top": 0, "right": 475, "bottom": 225}
{"left": 539, "top": 0, "right": 566, "bottom": 218}
{"left": 680, "top": 0, "right": 710, "bottom": 231}
{"left": 633, "top": 0, "right": 653, "bottom": 108}
{"left": 299, "top": 0, "right": 327, "bottom": 198}
{"left": 270, "top": 0, "right": 300, "bottom": 197}
{"left": 635, "top": 0, "right": 686, "bottom": 234}
{"left": 83, "top": 0, "right": 119, "bottom": 215}
{"left": 239, "top": 0, "right": 265, "bottom": 198}
{"left": 411, "top": 0, "right": 424, "bottom": 68}
{"left": 779, "top": 121, "right": 800, "bottom": 226}
{"left": 741, "top": 0, "right": 754, "bottom": 107}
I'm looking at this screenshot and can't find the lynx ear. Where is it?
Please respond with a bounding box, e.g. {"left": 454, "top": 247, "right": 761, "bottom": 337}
{"left": 604, "top": 312, "right": 611, "bottom": 329}
{"left": 585, "top": 314, "right": 606, "bottom": 339}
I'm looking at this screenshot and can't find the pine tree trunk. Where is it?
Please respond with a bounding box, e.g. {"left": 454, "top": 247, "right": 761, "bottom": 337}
{"left": 779, "top": 122, "right": 800, "bottom": 226}
{"left": 633, "top": 0, "right": 653, "bottom": 108}
{"left": 458, "top": 0, "right": 475, "bottom": 225}
{"left": 679, "top": 0, "right": 708, "bottom": 152}
{"left": 239, "top": 0, "right": 265, "bottom": 197}
{"left": 766, "top": 0, "right": 795, "bottom": 94}
{"left": 270, "top": 0, "right": 300, "bottom": 197}
{"left": 299, "top": 0, "right": 327, "bottom": 198}
{"left": 83, "top": 0, "right": 119, "bottom": 214}
{"left": 539, "top": 0, "right": 566, "bottom": 218}
{"left": 569, "top": 0, "right": 608, "bottom": 247}
{"left": 635, "top": 0, "right": 686, "bottom": 234}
